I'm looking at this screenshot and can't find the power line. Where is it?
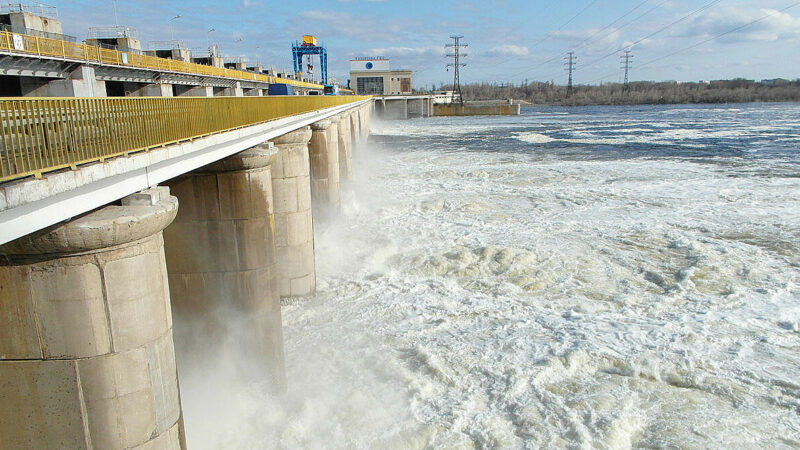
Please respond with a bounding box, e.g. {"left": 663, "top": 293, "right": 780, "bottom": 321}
{"left": 638, "top": 1, "right": 800, "bottom": 71}
{"left": 588, "top": 1, "right": 800, "bottom": 84}
{"left": 499, "top": 0, "right": 669, "bottom": 83}
{"left": 446, "top": 35, "right": 468, "bottom": 104}
{"left": 535, "top": 0, "right": 725, "bottom": 84}
{"left": 580, "top": 0, "right": 724, "bottom": 72}
{"left": 529, "top": 0, "right": 600, "bottom": 51}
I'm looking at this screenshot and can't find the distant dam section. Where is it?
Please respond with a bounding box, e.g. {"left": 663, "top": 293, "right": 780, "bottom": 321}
{"left": 375, "top": 96, "right": 521, "bottom": 120}
{"left": 433, "top": 100, "right": 521, "bottom": 117}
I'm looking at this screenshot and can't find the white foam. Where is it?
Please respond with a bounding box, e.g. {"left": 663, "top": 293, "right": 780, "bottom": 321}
{"left": 180, "top": 105, "right": 800, "bottom": 448}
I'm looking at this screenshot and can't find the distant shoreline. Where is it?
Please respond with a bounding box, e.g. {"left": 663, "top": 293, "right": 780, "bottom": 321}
{"left": 517, "top": 99, "right": 800, "bottom": 107}
{"left": 454, "top": 79, "right": 800, "bottom": 108}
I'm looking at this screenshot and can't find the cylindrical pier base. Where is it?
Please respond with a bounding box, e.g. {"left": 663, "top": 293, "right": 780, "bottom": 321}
{"left": 269, "top": 127, "right": 316, "bottom": 297}
{"left": 163, "top": 144, "right": 286, "bottom": 391}
{"left": 309, "top": 117, "right": 341, "bottom": 214}
{"left": 0, "top": 188, "right": 184, "bottom": 449}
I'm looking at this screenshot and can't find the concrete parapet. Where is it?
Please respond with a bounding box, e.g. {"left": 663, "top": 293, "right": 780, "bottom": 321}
{"left": 0, "top": 188, "right": 184, "bottom": 449}
{"left": 309, "top": 118, "right": 341, "bottom": 216}
{"left": 269, "top": 127, "right": 315, "bottom": 297}
{"left": 163, "top": 143, "right": 285, "bottom": 390}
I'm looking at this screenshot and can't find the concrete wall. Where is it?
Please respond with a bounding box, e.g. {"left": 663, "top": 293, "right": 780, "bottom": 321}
{"left": 433, "top": 103, "right": 521, "bottom": 116}
{"left": 0, "top": 188, "right": 184, "bottom": 449}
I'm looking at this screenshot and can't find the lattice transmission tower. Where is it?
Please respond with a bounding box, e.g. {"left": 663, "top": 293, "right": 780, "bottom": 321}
{"left": 621, "top": 50, "right": 633, "bottom": 91}
{"left": 565, "top": 52, "right": 576, "bottom": 98}
{"left": 446, "top": 35, "right": 468, "bottom": 105}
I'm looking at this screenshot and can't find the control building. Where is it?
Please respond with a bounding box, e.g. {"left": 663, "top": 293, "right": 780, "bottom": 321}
{"left": 349, "top": 57, "right": 412, "bottom": 95}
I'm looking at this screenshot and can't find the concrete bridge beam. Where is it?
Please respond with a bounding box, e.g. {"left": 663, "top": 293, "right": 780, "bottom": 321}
{"left": 269, "top": 127, "right": 316, "bottom": 297}
{"left": 163, "top": 143, "right": 285, "bottom": 390}
{"left": 0, "top": 188, "right": 184, "bottom": 449}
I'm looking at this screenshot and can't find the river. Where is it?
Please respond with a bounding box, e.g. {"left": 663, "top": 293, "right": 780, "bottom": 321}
{"left": 183, "top": 102, "right": 800, "bottom": 449}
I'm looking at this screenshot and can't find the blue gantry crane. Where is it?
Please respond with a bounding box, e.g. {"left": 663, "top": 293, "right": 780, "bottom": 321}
{"left": 292, "top": 35, "right": 328, "bottom": 85}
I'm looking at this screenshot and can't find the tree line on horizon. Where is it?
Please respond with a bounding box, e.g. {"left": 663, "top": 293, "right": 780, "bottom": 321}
{"left": 424, "top": 78, "right": 800, "bottom": 106}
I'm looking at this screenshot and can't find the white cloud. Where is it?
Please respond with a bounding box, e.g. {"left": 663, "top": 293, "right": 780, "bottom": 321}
{"left": 486, "top": 44, "right": 530, "bottom": 57}
{"left": 676, "top": 7, "right": 800, "bottom": 43}
{"left": 367, "top": 46, "right": 445, "bottom": 57}
{"left": 295, "top": 10, "right": 407, "bottom": 42}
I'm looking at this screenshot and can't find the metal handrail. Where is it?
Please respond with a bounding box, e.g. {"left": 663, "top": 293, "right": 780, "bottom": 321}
{"left": 0, "top": 30, "right": 324, "bottom": 89}
{"left": 0, "top": 96, "right": 370, "bottom": 182}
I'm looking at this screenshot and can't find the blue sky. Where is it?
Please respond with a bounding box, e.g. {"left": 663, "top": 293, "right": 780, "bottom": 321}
{"left": 52, "top": 0, "right": 800, "bottom": 87}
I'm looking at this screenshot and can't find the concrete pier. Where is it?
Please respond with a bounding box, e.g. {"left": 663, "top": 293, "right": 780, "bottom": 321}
{"left": 269, "top": 127, "right": 316, "bottom": 297}
{"left": 337, "top": 112, "right": 353, "bottom": 181}
{"left": 309, "top": 118, "right": 341, "bottom": 215}
{"left": 349, "top": 111, "right": 361, "bottom": 152}
{"left": 0, "top": 188, "right": 184, "bottom": 449}
{"left": 163, "top": 144, "right": 285, "bottom": 390}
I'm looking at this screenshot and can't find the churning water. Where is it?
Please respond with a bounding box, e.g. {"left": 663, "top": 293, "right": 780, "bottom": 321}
{"left": 184, "top": 103, "right": 800, "bottom": 448}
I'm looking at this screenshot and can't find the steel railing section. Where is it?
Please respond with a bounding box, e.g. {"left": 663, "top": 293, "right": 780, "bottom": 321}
{"left": 0, "top": 95, "right": 371, "bottom": 182}
{"left": 0, "top": 30, "right": 323, "bottom": 89}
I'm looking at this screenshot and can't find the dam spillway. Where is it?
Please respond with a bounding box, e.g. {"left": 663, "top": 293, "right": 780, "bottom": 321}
{"left": 0, "top": 96, "right": 373, "bottom": 448}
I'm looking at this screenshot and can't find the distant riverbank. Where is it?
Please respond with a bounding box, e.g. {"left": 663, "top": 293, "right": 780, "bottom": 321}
{"left": 454, "top": 79, "right": 800, "bottom": 107}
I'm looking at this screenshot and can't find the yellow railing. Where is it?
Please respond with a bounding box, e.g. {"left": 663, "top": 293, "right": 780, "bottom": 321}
{"left": 0, "top": 30, "right": 323, "bottom": 89}
{"left": 0, "top": 96, "right": 370, "bottom": 182}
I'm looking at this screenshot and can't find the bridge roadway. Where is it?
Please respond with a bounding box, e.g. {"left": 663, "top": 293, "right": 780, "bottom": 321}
{"left": 0, "top": 95, "right": 373, "bottom": 448}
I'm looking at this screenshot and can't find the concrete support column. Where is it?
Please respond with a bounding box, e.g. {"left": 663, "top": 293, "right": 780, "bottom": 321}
{"left": 141, "top": 83, "right": 174, "bottom": 97}
{"left": 366, "top": 101, "right": 374, "bottom": 136}
{"left": 181, "top": 85, "right": 213, "bottom": 97}
{"left": 349, "top": 112, "right": 361, "bottom": 149}
{"left": 336, "top": 112, "right": 353, "bottom": 181}
{"left": 222, "top": 82, "right": 244, "bottom": 97}
{"left": 269, "top": 127, "right": 316, "bottom": 297}
{"left": 163, "top": 144, "right": 285, "bottom": 390}
{"left": 309, "top": 117, "right": 341, "bottom": 215}
{"left": 0, "top": 188, "right": 184, "bottom": 449}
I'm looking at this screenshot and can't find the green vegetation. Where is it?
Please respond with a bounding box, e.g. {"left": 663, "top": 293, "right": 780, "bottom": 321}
{"left": 448, "top": 78, "right": 800, "bottom": 106}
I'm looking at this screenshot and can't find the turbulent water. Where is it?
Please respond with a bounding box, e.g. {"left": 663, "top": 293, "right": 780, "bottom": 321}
{"left": 183, "top": 103, "right": 800, "bottom": 449}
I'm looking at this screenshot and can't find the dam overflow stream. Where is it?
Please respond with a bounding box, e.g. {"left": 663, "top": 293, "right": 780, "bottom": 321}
{"left": 180, "top": 103, "right": 800, "bottom": 448}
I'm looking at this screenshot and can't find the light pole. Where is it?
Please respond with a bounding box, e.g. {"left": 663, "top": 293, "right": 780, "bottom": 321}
{"left": 169, "top": 14, "right": 181, "bottom": 44}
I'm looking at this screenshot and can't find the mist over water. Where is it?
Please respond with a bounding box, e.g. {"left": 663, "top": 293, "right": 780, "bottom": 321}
{"left": 180, "top": 103, "right": 800, "bottom": 448}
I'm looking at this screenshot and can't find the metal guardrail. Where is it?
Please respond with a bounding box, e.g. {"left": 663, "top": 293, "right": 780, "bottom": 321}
{"left": 0, "top": 96, "right": 370, "bottom": 182}
{"left": 0, "top": 30, "right": 323, "bottom": 89}
{"left": 0, "top": 23, "right": 76, "bottom": 42}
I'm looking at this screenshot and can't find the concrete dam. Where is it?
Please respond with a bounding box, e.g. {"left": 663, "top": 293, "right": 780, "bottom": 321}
{"left": 0, "top": 94, "right": 374, "bottom": 448}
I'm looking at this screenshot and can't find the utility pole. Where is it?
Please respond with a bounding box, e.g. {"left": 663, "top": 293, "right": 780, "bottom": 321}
{"left": 565, "top": 52, "right": 576, "bottom": 98}
{"left": 621, "top": 50, "right": 633, "bottom": 91}
{"left": 446, "top": 35, "right": 468, "bottom": 105}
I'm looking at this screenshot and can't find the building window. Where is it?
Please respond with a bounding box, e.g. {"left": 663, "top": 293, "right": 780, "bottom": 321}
{"left": 356, "top": 76, "right": 384, "bottom": 95}
{"left": 400, "top": 78, "right": 411, "bottom": 93}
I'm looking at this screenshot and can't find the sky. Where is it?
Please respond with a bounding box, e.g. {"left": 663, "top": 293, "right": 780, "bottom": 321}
{"left": 48, "top": 0, "right": 800, "bottom": 88}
